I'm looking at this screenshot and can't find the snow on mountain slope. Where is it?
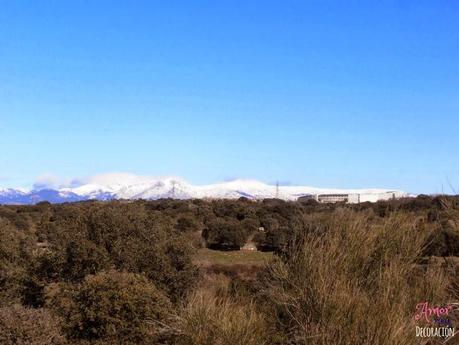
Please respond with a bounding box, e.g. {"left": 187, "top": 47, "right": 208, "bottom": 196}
{"left": 0, "top": 173, "right": 408, "bottom": 204}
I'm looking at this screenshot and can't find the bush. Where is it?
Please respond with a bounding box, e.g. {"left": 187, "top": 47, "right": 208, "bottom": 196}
{"left": 423, "top": 210, "right": 459, "bottom": 256}
{"left": 0, "top": 218, "right": 33, "bottom": 306}
{"left": 46, "top": 270, "right": 172, "bottom": 344}
{"left": 203, "top": 218, "right": 249, "bottom": 250}
{"left": 34, "top": 203, "right": 198, "bottom": 301}
{"left": 175, "top": 214, "right": 200, "bottom": 232}
{"left": 0, "top": 304, "right": 66, "bottom": 345}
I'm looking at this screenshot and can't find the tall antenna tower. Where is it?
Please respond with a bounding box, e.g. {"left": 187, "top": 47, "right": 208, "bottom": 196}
{"left": 171, "top": 180, "right": 176, "bottom": 198}
{"left": 275, "top": 181, "right": 279, "bottom": 199}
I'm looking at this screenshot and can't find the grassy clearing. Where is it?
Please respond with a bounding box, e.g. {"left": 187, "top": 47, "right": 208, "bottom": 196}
{"left": 194, "top": 248, "right": 273, "bottom": 267}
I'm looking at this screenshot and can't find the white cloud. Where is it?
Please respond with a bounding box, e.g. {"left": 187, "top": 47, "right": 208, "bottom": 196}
{"left": 33, "top": 174, "right": 69, "bottom": 190}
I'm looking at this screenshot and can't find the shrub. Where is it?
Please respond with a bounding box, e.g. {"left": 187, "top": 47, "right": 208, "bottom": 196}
{"left": 0, "top": 304, "right": 66, "bottom": 345}
{"left": 0, "top": 218, "right": 33, "bottom": 306}
{"left": 203, "top": 218, "right": 249, "bottom": 250}
{"left": 423, "top": 210, "right": 459, "bottom": 256}
{"left": 34, "top": 203, "right": 199, "bottom": 301}
{"left": 46, "top": 270, "right": 172, "bottom": 344}
{"left": 174, "top": 212, "right": 202, "bottom": 233}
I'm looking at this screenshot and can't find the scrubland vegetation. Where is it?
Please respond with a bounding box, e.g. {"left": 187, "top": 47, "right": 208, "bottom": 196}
{"left": 0, "top": 196, "right": 458, "bottom": 344}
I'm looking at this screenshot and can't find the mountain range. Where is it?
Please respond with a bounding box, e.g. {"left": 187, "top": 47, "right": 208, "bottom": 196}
{"left": 0, "top": 173, "right": 407, "bottom": 205}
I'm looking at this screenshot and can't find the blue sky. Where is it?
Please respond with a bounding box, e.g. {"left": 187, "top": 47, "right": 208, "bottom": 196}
{"left": 0, "top": 1, "right": 458, "bottom": 193}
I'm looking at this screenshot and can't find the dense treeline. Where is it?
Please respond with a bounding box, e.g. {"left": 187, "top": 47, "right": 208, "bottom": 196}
{"left": 0, "top": 196, "right": 458, "bottom": 344}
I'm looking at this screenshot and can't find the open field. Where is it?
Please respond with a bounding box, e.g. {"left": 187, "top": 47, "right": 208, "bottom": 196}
{"left": 194, "top": 248, "right": 273, "bottom": 267}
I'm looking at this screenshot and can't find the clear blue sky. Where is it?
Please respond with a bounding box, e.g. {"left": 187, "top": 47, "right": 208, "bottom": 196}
{"left": 1, "top": 1, "right": 458, "bottom": 193}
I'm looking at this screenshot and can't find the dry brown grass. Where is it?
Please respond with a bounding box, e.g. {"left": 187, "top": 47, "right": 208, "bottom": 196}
{"left": 261, "top": 209, "right": 457, "bottom": 345}
{"left": 173, "top": 273, "right": 270, "bottom": 345}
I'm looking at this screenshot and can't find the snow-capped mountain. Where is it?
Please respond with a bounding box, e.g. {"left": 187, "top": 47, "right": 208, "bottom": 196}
{"left": 0, "top": 173, "right": 407, "bottom": 205}
{"left": 0, "top": 188, "right": 86, "bottom": 204}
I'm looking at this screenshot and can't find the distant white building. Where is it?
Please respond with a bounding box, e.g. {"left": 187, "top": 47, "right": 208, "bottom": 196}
{"left": 299, "top": 191, "right": 403, "bottom": 204}
{"left": 312, "top": 193, "right": 361, "bottom": 203}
